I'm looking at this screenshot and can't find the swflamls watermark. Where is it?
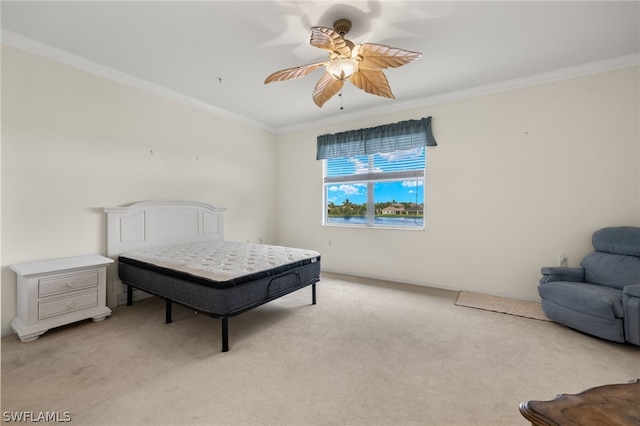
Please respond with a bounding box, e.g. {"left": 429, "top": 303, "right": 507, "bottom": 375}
{"left": 2, "top": 411, "right": 71, "bottom": 423}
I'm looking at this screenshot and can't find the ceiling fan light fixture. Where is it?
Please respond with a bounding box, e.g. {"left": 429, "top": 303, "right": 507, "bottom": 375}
{"left": 264, "top": 18, "right": 421, "bottom": 107}
{"left": 326, "top": 58, "right": 359, "bottom": 81}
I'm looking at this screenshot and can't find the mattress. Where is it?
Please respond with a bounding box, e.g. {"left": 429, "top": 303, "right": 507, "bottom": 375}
{"left": 119, "top": 241, "right": 320, "bottom": 288}
{"left": 118, "top": 241, "right": 321, "bottom": 316}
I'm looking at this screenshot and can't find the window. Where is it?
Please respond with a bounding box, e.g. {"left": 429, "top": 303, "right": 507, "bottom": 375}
{"left": 317, "top": 117, "right": 436, "bottom": 229}
{"left": 324, "top": 147, "right": 426, "bottom": 228}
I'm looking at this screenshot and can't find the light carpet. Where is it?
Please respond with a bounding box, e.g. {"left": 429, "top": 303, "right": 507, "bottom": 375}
{"left": 2, "top": 272, "right": 638, "bottom": 426}
{"left": 455, "top": 291, "right": 551, "bottom": 321}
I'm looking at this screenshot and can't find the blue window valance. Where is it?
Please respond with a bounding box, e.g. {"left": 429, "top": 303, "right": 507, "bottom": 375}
{"left": 316, "top": 117, "right": 437, "bottom": 160}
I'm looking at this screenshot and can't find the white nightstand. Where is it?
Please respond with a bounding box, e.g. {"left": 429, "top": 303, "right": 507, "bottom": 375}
{"left": 10, "top": 255, "right": 114, "bottom": 342}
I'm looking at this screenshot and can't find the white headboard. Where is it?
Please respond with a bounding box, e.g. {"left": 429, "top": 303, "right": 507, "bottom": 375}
{"left": 103, "top": 200, "right": 226, "bottom": 306}
{"left": 104, "top": 200, "right": 226, "bottom": 256}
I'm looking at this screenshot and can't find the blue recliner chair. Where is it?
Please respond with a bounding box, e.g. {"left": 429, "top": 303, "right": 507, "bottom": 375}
{"left": 538, "top": 226, "right": 640, "bottom": 345}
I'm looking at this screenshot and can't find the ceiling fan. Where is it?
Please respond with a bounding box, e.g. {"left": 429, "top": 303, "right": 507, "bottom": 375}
{"left": 264, "top": 19, "right": 422, "bottom": 108}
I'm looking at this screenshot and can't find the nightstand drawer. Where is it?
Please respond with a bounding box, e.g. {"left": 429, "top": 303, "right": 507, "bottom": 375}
{"left": 39, "top": 270, "right": 98, "bottom": 297}
{"left": 38, "top": 291, "right": 98, "bottom": 319}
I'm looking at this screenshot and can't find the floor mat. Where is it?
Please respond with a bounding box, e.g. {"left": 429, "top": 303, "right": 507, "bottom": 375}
{"left": 455, "top": 291, "right": 551, "bottom": 321}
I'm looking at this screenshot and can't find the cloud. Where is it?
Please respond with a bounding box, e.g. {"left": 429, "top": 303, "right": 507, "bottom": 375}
{"left": 349, "top": 157, "right": 368, "bottom": 174}
{"left": 379, "top": 147, "right": 423, "bottom": 162}
{"left": 402, "top": 180, "right": 424, "bottom": 188}
{"left": 335, "top": 184, "right": 364, "bottom": 195}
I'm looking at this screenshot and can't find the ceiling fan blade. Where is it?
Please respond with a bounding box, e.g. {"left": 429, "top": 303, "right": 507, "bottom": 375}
{"left": 353, "top": 43, "right": 421, "bottom": 70}
{"left": 264, "top": 62, "right": 327, "bottom": 84}
{"left": 313, "top": 73, "right": 344, "bottom": 107}
{"left": 349, "top": 69, "right": 395, "bottom": 99}
{"left": 310, "top": 27, "right": 352, "bottom": 57}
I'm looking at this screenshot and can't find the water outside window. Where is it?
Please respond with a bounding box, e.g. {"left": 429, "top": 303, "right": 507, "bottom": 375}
{"left": 324, "top": 147, "right": 425, "bottom": 229}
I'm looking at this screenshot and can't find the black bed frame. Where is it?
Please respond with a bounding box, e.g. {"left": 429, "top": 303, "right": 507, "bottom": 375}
{"left": 124, "top": 270, "right": 318, "bottom": 352}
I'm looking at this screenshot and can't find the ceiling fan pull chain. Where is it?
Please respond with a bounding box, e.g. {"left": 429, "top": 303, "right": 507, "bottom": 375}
{"left": 339, "top": 91, "right": 344, "bottom": 110}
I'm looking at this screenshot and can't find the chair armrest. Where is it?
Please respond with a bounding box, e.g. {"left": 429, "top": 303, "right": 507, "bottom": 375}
{"left": 623, "top": 284, "right": 640, "bottom": 298}
{"left": 540, "top": 267, "right": 585, "bottom": 284}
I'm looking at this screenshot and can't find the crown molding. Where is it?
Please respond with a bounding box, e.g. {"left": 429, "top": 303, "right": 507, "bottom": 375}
{"left": 277, "top": 53, "right": 640, "bottom": 134}
{"left": 1, "top": 29, "right": 276, "bottom": 133}
{"left": 3, "top": 29, "right": 637, "bottom": 136}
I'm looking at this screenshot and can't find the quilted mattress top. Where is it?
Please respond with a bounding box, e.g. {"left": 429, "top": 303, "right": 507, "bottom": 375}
{"left": 119, "top": 241, "right": 320, "bottom": 283}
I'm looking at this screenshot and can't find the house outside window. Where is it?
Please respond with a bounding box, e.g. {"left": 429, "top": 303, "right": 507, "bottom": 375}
{"left": 323, "top": 146, "right": 426, "bottom": 229}
{"left": 317, "top": 117, "right": 436, "bottom": 229}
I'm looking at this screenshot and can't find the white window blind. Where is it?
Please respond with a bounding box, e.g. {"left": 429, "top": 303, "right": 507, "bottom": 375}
{"left": 323, "top": 147, "right": 426, "bottom": 229}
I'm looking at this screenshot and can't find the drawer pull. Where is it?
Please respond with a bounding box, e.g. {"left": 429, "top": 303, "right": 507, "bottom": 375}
{"left": 38, "top": 270, "right": 99, "bottom": 297}
{"left": 38, "top": 291, "right": 98, "bottom": 320}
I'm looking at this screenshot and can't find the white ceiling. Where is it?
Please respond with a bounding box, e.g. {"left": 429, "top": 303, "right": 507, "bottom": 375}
{"left": 2, "top": 1, "right": 639, "bottom": 133}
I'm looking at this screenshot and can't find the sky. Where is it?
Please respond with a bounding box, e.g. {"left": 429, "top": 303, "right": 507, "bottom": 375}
{"left": 327, "top": 180, "right": 424, "bottom": 206}
{"left": 326, "top": 147, "right": 425, "bottom": 206}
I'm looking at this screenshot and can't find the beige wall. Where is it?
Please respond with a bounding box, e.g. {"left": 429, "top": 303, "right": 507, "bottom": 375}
{"left": 277, "top": 66, "right": 640, "bottom": 300}
{"left": 1, "top": 46, "right": 278, "bottom": 335}
{"left": 2, "top": 43, "right": 639, "bottom": 337}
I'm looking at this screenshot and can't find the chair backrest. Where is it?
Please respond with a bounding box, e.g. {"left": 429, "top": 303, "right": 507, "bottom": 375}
{"left": 580, "top": 226, "right": 640, "bottom": 290}
{"left": 592, "top": 226, "right": 640, "bottom": 257}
